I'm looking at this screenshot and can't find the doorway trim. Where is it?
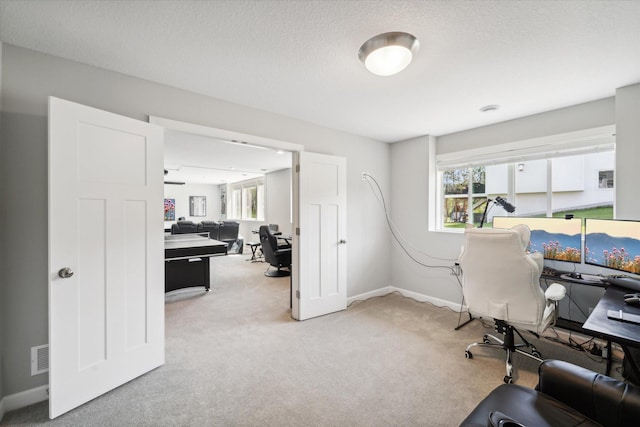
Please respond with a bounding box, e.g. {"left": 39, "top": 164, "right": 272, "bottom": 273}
{"left": 149, "top": 116, "right": 303, "bottom": 153}
{"left": 149, "top": 116, "right": 304, "bottom": 317}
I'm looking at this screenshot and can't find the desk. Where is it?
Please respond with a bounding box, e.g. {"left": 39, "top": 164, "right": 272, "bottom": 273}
{"left": 277, "top": 235, "right": 292, "bottom": 247}
{"left": 559, "top": 273, "right": 606, "bottom": 286}
{"left": 541, "top": 273, "right": 605, "bottom": 327}
{"left": 583, "top": 286, "right": 640, "bottom": 382}
{"left": 164, "top": 234, "right": 227, "bottom": 293}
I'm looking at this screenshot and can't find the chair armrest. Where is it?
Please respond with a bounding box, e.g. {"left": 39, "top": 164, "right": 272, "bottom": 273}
{"left": 544, "top": 283, "right": 566, "bottom": 301}
{"left": 537, "top": 360, "right": 640, "bottom": 426}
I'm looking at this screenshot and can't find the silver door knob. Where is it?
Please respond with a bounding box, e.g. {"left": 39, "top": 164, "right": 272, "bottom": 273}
{"left": 339, "top": 239, "right": 347, "bottom": 244}
{"left": 58, "top": 267, "right": 74, "bottom": 278}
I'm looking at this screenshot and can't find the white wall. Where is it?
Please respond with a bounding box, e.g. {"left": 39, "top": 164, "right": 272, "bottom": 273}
{"left": 615, "top": 84, "right": 640, "bottom": 220}
{"left": 163, "top": 182, "right": 221, "bottom": 228}
{"left": 0, "top": 40, "right": 5, "bottom": 409}
{"left": 437, "top": 98, "right": 616, "bottom": 155}
{"left": 0, "top": 44, "right": 391, "bottom": 398}
{"left": 265, "top": 168, "right": 292, "bottom": 236}
{"left": 389, "top": 136, "right": 464, "bottom": 304}
{"left": 389, "top": 93, "right": 640, "bottom": 302}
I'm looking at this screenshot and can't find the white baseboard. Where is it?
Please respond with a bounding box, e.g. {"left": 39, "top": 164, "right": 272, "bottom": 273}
{"left": 348, "top": 286, "right": 466, "bottom": 313}
{"left": 388, "top": 286, "right": 466, "bottom": 312}
{"left": 1, "top": 384, "right": 48, "bottom": 417}
{"left": 347, "top": 286, "right": 394, "bottom": 305}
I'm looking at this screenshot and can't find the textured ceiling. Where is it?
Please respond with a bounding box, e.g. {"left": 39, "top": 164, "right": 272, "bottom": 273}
{"left": 1, "top": 0, "right": 639, "bottom": 143}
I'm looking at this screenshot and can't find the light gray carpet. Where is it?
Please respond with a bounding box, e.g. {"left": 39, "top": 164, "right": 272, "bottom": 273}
{"left": 1, "top": 254, "right": 618, "bottom": 426}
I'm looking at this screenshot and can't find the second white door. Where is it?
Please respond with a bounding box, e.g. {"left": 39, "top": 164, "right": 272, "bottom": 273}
{"left": 293, "top": 152, "right": 347, "bottom": 320}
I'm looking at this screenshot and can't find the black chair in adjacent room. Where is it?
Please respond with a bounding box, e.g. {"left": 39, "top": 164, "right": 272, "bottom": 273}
{"left": 259, "top": 225, "right": 291, "bottom": 277}
{"left": 170, "top": 220, "right": 198, "bottom": 234}
{"left": 197, "top": 221, "right": 220, "bottom": 240}
{"left": 219, "top": 221, "right": 243, "bottom": 254}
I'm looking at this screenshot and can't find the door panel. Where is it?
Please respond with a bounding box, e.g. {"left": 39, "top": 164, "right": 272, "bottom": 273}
{"left": 77, "top": 122, "right": 148, "bottom": 185}
{"left": 48, "top": 97, "right": 164, "bottom": 418}
{"left": 293, "top": 152, "right": 347, "bottom": 320}
{"left": 124, "top": 200, "right": 149, "bottom": 351}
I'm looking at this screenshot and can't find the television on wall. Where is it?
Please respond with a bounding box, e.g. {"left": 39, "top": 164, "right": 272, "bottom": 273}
{"left": 585, "top": 218, "right": 640, "bottom": 275}
{"left": 492, "top": 216, "right": 583, "bottom": 263}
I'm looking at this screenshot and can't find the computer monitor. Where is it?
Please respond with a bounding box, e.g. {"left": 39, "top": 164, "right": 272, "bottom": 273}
{"left": 492, "top": 216, "right": 583, "bottom": 263}
{"left": 585, "top": 218, "right": 640, "bottom": 274}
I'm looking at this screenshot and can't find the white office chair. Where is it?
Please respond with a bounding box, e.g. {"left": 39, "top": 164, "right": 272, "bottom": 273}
{"left": 458, "top": 224, "right": 566, "bottom": 384}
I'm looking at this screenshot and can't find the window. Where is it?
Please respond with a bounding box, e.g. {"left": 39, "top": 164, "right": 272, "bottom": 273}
{"left": 435, "top": 127, "right": 616, "bottom": 231}
{"left": 598, "top": 170, "right": 614, "bottom": 189}
{"left": 227, "top": 178, "right": 265, "bottom": 220}
{"left": 442, "top": 167, "right": 488, "bottom": 227}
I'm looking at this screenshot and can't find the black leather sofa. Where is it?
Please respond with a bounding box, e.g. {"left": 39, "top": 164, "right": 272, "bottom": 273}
{"left": 197, "top": 221, "right": 221, "bottom": 239}
{"left": 196, "top": 220, "right": 243, "bottom": 254}
{"left": 460, "top": 359, "right": 640, "bottom": 427}
{"left": 170, "top": 220, "right": 198, "bottom": 234}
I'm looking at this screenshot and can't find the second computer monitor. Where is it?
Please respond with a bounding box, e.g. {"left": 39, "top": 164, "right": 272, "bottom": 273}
{"left": 585, "top": 218, "right": 640, "bottom": 274}
{"left": 492, "top": 216, "right": 583, "bottom": 263}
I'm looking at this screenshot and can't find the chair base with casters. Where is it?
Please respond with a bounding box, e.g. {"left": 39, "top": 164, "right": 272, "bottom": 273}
{"left": 465, "top": 319, "right": 542, "bottom": 384}
{"left": 264, "top": 266, "right": 290, "bottom": 277}
{"left": 458, "top": 225, "right": 567, "bottom": 384}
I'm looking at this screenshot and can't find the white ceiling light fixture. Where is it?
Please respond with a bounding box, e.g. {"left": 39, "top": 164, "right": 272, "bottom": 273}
{"left": 358, "top": 32, "right": 419, "bottom": 76}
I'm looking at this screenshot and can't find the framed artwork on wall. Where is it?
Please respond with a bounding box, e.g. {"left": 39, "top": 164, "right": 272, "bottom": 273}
{"left": 164, "top": 198, "right": 175, "bottom": 220}
{"left": 190, "top": 196, "right": 206, "bottom": 216}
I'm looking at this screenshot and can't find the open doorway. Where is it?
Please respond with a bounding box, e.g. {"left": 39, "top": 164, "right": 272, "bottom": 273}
{"left": 162, "top": 129, "right": 293, "bottom": 241}
{"left": 152, "top": 116, "right": 299, "bottom": 306}
{"left": 151, "top": 117, "right": 348, "bottom": 322}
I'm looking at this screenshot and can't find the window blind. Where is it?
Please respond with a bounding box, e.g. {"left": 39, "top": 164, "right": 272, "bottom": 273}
{"left": 436, "top": 125, "right": 615, "bottom": 169}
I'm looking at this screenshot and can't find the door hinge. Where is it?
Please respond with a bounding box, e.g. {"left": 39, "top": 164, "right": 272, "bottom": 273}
{"left": 295, "top": 164, "right": 300, "bottom": 173}
{"left": 296, "top": 227, "right": 300, "bottom": 235}
{"left": 296, "top": 290, "right": 300, "bottom": 299}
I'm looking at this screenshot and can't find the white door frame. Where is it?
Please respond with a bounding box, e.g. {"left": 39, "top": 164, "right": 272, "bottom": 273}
{"left": 149, "top": 116, "right": 304, "bottom": 315}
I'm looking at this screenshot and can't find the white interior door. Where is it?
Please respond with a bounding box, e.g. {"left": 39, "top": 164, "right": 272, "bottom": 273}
{"left": 292, "top": 152, "right": 347, "bottom": 320}
{"left": 48, "top": 97, "right": 164, "bottom": 418}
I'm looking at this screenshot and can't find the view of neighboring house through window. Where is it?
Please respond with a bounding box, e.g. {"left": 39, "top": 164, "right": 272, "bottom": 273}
{"left": 437, "top": 139, "right": 615, "bottom": 230}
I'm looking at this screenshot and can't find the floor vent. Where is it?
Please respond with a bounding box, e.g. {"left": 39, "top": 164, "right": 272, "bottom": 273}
{"left": 31, "top": 344, "right": 49, "bottom": 375}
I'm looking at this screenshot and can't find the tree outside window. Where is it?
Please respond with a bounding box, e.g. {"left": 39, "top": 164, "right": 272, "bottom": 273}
{"left": 443, "top": 167, "right": 487, "bottom": 227}
{"left": 443, "top": 169, "right": 469, "bottom": 195}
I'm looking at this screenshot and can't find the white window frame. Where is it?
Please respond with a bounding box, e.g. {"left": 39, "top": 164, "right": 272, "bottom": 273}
{"left": 227, "top": 177, "right": 265, "bottom": 221}
{"left": 432, "top": 126, "right": 616, "bottom": 232}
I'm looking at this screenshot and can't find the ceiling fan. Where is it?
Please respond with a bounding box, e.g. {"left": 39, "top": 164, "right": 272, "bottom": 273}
{"left": 164, "top": 169, "right": 185, "bottom": 185}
